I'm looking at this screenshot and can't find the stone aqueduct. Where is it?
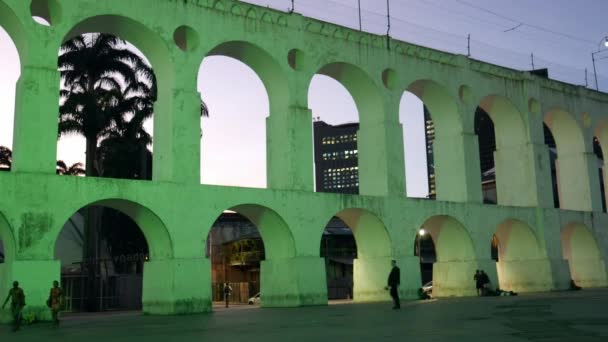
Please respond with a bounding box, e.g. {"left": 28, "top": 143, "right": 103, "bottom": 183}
{"left": 1, "top": 0, "right": 608, "bottom": 317}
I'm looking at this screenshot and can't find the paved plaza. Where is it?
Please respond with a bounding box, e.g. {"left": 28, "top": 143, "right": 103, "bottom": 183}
{"left": 3, "top": 289, "right": 608, "bottom": 341}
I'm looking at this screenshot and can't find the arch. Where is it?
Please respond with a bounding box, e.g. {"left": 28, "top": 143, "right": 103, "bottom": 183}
{"left": 405, "top": 79, "right": 461, "bottom": 136}
{"left": 61, "top": 15, "right": 173, "bottom": 180}
{"left": 494, "top": 219, "right": 551, "bottom": 292}
{"left": 315, "top": 62, "right": 384, "bottom": 126}
{"left": 420, "top": 215, "right": 476, "bottom": 262}
{"left": 544, "top": 108, "right": 592, "bottom": 210}
{"left": 332, "top": 208, "right": 391, "bottom": 258}
{"left": 477, "top": 95, "right": 527, "bottom": 149}
{"left": 205, "top": 41, "right": 289, "bottom": 113}
{"left": 544, "top": 108, "right": 586, "bottom": 155}
{"left": 228, "top": 204, "right": 295, "bottom": 260}
{"left": 0, "top": 1, "right": 27, "bottom": 64}
{"left": 561, "top": 223, "right": 608, "bottom": 287}
{"left": 418, "top": 215, "right": 477, "bottom": 297}
{"left": 56, "top": 199, "right": 173, "bottom": 260}
{"left": 320, "top": 208, "right": 391, "bottom": 302}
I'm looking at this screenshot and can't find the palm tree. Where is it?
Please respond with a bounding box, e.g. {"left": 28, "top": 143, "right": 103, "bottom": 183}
{"left": 58, "top": 33, "right": 156, "bottom": 177}
{"left": 56, "top": 161, "right": 85, "bottom": 176}
{"left": 58, "top": 33, "right": 156, "bottom": 312}
{"left": 0, "top": 146, "right": 11, "bottom": 171}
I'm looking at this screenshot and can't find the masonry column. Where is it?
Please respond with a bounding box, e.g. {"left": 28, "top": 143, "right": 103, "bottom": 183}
{"left": 266, "top": 104, "right": 314, "bottom": 191}
{"left": 260, "top": 256, "right": 327, "bottom": 307}
{"left": 358, "top": 119, "right": 406, "bottom": 196}
{"left": 433, "top": 130, "right": 483, "bottom": 203}
{"left": 152, "top": 86, "right": 201, "bottom": 184}
{"left": 142, "top": 256, "right": 211, "bottom": 314}
{"left": 557, "top": 151, "right": 603, "bottom": 212}
{"left": 12, "top": 61, "right": 60, "bottom": 174}
{"left": 0, "top": 259, "right": 60, "bottom": 322}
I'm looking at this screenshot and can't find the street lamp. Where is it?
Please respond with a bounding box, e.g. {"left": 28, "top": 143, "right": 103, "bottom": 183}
{"left": 417, "top": 228, "right": 426, "bottom": 259}
{"left": 592, "top": 36, "right": 608, "bottom": 90}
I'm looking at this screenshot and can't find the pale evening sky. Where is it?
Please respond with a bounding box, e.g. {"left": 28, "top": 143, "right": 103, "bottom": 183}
{"left": 0, "top": 0, "right": 606, "bottom": 197}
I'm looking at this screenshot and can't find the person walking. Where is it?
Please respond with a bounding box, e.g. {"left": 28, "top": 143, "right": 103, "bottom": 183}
{"left": 223, "top": 282, "right": 232, "bottom": 308}
{"left": 48, "top": 280, "right": 64, "bottom": 326}
{"left": 2, "top": 281, "right": 26, "bottom": 332}
{"left": 386, "top": 260, "right": 400, "bottom": 309}
{"left": 474, "top": 270, "right": 483, "bottom": 296}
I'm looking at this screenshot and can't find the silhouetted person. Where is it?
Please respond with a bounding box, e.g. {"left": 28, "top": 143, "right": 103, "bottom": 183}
{"left": 48, "top": 280, "right": 64, "bottom": 326}
{"left": 474, "top": 270, "right": 482, "bottom": 296}
{"left": 386, "top": 260, "right": 400, "bottom": 309}
{"left": 2, "top": 281, "right": 25, "bottom": 332}
{"left": 481, "top": 270, "right": 490, "bottom": 296}
{"left": 223, "top": 283, "right": 232, "bottom": 308}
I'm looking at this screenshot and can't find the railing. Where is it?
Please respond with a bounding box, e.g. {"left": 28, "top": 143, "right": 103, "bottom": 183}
{"left": 61, "top": 274, "right": 143, "bottom": 312}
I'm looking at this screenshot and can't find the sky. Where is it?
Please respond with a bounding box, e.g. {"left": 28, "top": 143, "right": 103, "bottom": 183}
{"left": 0, "top": 0, "right": 607, "bottom": 198}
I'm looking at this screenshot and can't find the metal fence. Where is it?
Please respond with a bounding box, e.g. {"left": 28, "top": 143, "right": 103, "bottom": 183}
{"left": 62, "top": 274, "right": 143, "bottom": 312}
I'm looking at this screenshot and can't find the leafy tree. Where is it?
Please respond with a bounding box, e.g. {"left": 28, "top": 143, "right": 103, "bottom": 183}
{"left": 56, "top": 160, "right": 85, "bottom": 176}
{"left": 58, "top": 33, "right": 156, "bottom": 177}
{"left": 0, "top": 146, "right": 11, "bottom": 171}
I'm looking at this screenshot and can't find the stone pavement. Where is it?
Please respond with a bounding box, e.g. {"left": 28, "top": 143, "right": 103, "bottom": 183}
{"left": 3, "top": 289, "right": 608, "bottom": 341}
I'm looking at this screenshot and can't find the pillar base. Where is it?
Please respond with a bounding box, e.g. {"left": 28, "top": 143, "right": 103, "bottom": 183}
{"left": 432, "top": 260, "right": 478, "bottom": 297}
{"left": 569, "top": 258, "right": 608, "bottom": 288}
{"left": 0, "top": 260, "right": 60, "bottom": 323}
{"left": 497, "top": 258, "right": 553, "bottom": 292}
{"left": 353, "top": 257, "right": 392, "bottom": 302}
{"left": 142, "top": 258, "right": 212, "bottom": 315}
{"left": 261, "top": 256, "right": 327, "bottom": 307}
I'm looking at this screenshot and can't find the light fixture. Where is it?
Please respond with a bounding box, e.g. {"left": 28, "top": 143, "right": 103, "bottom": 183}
{"left": 604, "top": 37, "right": 608, "bottom": 48}
{"left": 419, "top": 228, "right": 426, "bottom": 236}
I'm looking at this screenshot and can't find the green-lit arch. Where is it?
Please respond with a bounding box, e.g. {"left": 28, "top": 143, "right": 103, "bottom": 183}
{"left": 331, "top": 208, "right": 391, "bottom": 258}
{"left": 544, "top": 108, "right": 585, "bottom": 155}
{"left": 406, "top": 79, "right": 461, "bottom": 136}
{"left": 478, "top": 95, "right": 527, "bottom": 149}
{"left": 495, "top": 219, "right": 542, "bottom": 261}
{"left": 418, "top": 215, "right": 477, "bottom": 297}
{"left": 0, "top": 0, "right": 27, "bottom": 64}
{"left": 228, "top": 204, "right": 295, "bottom": 260}
{"left": 421, "top": 215, "right": 476, "bottom": 262}
{"left": 561, "top": 222, "right": 607, "bottom": 287}
{"left": 494, "top": 219, "right": 552, "bottom": 292}
{"left": 61, "top": 14, "right": 174, "bottom": 182}
{"left": 315, "top": 62, "right": 384, "bottom": 126}
{"left": 55, "top": 199, "right": 173, "bottom": 260}
{"left": 206, "top": 40, "right": 289, "bottom": 113}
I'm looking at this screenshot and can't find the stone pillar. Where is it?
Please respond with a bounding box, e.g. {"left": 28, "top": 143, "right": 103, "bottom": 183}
{"left": 353, "top": 256, "right": 392, "bottom": 302}
{"left": 567, "top": 256, "right": 608, "bottom": 288}
{"left": 394, "top": 255, "right": 422, "bottom": 300}
{"left": 548, "top": 258, "right": 571, "bottom": 290}
{"left": 260, "top": 256, "right": 327, "bottom": 307}
{"left": 153, "top": 88, "right": 201, "bottom": 184}
{"left": 266, "top": 105, "right": 314, "bottom": 191}
{"left": 142, "top": 257, "right": 212, "bottom": 314}
{"left": 556, "top": 152, "right": 602, "bottom": 212}
{"left": 496, "top": 258, "right": 554, "bottom": 293}
{"left": 358, "top": 121, "right": 406, "bottom": 196}
{"left": 432, "top": 260, "right": 478, "bottom": 297}
{"left": 433, "top": 132, "right": 483, "bottom": 203}
{"left": 0, "top": 260, "right": 60, "bottom": 322}
{"left": 494, "top": 143, "right": 550, "bottom": 207}
{"left": 11, "top": 64, "right": 60, "bottom": 174}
